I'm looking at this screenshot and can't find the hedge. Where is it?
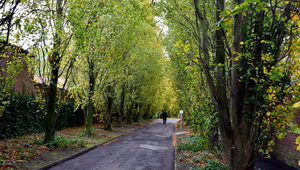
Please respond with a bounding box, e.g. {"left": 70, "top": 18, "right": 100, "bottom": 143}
{"left": 0, "top": 94, "right": 84, "bottom": 139}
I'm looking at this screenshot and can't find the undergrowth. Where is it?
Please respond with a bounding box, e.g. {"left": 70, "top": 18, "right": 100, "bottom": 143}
{"left": 177, "top": 135, "right": 226, "bottom": 170}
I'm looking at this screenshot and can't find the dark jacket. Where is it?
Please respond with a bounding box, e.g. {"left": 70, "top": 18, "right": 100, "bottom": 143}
{"left": 161, "top": 111, "right": 168, "bottom": 118}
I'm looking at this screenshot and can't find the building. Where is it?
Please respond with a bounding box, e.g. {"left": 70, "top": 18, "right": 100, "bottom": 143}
{"left": 0, "top": 43, "right": 36, "bottom": 95}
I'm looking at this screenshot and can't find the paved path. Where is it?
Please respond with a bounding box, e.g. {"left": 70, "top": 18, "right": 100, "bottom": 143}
{"left": 49, "top": 119, "right": 179, "bottom": 170}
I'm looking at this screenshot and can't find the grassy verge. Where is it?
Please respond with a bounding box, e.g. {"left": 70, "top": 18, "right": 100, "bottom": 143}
{"left": 0, "top": 119, "right": 153, "bottom": 170}
{"left": 175, "top": 124, "right": 226, "bottom": 170}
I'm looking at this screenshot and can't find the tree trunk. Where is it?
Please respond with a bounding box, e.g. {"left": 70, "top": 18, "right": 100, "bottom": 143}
{"left": 104, "top": 85, "right": 113, "bottom": 130}
{"left": 43, "top": 0, "right": 63, "bottom": 144}
{"left": 118, "top": 83, "right": 126, "bottom": 126}
{"left": 208, "top": 0, "right": 227, "bottom": 149}
{"left": 143, "top": 104, "right": 151, "bottom": 119}
{"left": 84, "top": 60, "right": 95, "bottom": 136}
{"left": 44, "top": 66, "right": 59, "bottom": 143}
{"left": 127, "top": 100, "right": 133, "bottom": 125}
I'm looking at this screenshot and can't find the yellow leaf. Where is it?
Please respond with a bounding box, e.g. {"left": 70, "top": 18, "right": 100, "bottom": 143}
{"left": 293, "top": 102, "right": 300, "bottom": 108}
{"left": 267, "top": 112, "right": 271, "bottom": 116}
{"left": 291, "top": 12, "right": 298, "bottom": 22}
{"left": 296, "top": 136, "right": 300, "bottom": 144}
{"left": 242, "top": 12, "right": 246, "bottom": 16}
{"left": 285, "top": 1, "right": 289, "bottom": 4}
{"left": 240, "top": 41, "right": 244, "bottom": 45}
{"left": 278, "top": 132, "right": 284, "bottom": 139}
{"left": 297, "top": 145, "right": 300, "bottom": 151}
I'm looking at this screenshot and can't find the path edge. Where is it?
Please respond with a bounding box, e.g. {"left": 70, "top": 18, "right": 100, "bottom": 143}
{"left": 37, "top": 123, "right": 152, "bottom": 170}
{"left": 174, "top": 124, "right": 177, "bottom": 170}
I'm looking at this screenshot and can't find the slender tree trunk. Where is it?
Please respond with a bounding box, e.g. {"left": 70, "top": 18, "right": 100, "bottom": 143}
{"left": 143, "top": 104, "right": 151, "bottom": 119}
{"left": 126, "top": 103, "right": 133, "bottom": 125}
{"left": 211, "top": 0, "right": 227, "bottom": 149}
{"left": 84, "top": 60, "right": 95, "bottom": 136}
{"left": 133, "top": 103, "right": 139, "bottom": 122}
{"left": 118, "top": 83, "right": 126, "bottom": 126}
{"left": 43, "top": 0, "right": 63, "bottom": 144}
{"left": 44, "top": 61, "right": 59, "bottom": 143}
{"left": 127, "top": 98, "right": 134, "bottom": 125}
{"left": 104, "top": 85, "right": 113, "bottom": 130}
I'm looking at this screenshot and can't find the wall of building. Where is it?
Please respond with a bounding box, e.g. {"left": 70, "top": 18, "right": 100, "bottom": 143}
{"left": 0, "top": 45, "right": 36, "bottom": 95}
{"left": 273, "top": 109, "right": 300, "bottom": 169}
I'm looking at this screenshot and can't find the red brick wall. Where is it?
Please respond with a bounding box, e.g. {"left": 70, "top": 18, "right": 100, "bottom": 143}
{"left": 0, "top": 45, "right": 36, "bottom": 94}
{"left": 273, "top": 109, "right": 300, "bottom": 169}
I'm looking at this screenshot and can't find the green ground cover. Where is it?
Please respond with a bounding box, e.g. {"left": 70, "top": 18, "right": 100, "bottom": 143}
{"left": 175, "top": 124, "right": 226, "bottom": 170}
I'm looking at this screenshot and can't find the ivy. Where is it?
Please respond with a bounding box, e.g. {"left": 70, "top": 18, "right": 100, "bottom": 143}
{"left": 0, "top": 93, "right": 84, "bottom": 139}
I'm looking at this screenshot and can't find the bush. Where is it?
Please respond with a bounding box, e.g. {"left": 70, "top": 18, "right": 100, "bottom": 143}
{"left": 0, "top": 93, "right": 84, "bottom": 139}
{"left": 203, "top": 159, "right": 226, "bottom": 170}
{"left": 55, "top": 101, "right": 85, "bottom": 130}
{"left": 177, "top": 135, "right": 209, "bottom": 152}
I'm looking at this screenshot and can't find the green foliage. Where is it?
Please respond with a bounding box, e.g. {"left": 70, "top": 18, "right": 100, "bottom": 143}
{"left": 55, "top": 101, "right": 85, "bottom": 130}
{"left": 177, "top": 135, "right": 209, "bottom": 152}
{"left": 0, "top": 93, "right": 84, "bottom": 139}
{"left": 33, "top": 135, "right": 86, "bottom": 148}
{"left": 0, "top": 94, "right": 44, "bottom": 139}
{"left": 202, "top": 159, "right": 226, "bottom": 170}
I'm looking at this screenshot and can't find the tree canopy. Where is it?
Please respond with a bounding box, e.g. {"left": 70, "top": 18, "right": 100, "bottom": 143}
{"left": 1, "top": 0, "right": 300, "bottom": 169}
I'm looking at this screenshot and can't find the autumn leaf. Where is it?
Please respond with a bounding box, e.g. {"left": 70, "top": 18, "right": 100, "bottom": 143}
{"left": 291, "top": 12, "right": 298, "bottom": 22}
{"left": 293, "top": 101, "right": 300, "bottom": 108}
{"left": 278, "top": 132, "right": 284, "bottom": 139}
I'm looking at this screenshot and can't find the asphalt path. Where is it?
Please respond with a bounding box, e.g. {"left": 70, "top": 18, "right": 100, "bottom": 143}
{"left": 48, "top": 119, "right": 179, "bottom": 170}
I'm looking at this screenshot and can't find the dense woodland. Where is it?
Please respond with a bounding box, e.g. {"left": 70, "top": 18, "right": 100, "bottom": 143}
{"left": 1, "top": 0, "right": 300, "bottom": 169}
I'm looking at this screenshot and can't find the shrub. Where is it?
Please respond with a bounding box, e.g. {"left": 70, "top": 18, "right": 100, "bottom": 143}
{"left": 0, "top": 93, "right": 84, "bottom": 139}
{"left": 202, "top": 159, "right": 226, "bottom": 170}
{"left": 177, "top": 135, "right": 209, "bottom": 152}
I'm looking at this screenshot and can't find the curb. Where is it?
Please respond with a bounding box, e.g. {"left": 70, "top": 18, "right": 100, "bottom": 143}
{"left": 174, "top": 125, "right": 177, "bottom": 170}
{"left": 37, "top": 123, "right": 152, "bottom": 170}
{"left": 174, "top": 121, "right": 179, "bottom": 170}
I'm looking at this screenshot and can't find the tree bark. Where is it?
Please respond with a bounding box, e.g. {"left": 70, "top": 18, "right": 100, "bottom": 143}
{"left": 126, "top": 102, "right": 133, "bottom": 125}
{"left": 43, "top": 0, "right": 63, "bottom": 144}
{"left": 84, "top": 59, "right": 95, "bottom": 136}
{"left": 104, "top": 85, "right": 113, "bottom": 130}
{"left": 118, "top": 83, "right": 126, "bottom": 126}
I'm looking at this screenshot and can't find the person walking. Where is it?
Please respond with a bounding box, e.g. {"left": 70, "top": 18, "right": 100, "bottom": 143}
{"left": 161, "top": 110, "right": 168, "bottom": 124}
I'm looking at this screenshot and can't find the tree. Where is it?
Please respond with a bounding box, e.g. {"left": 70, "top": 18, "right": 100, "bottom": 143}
{"left": 160, "top": 0, "right": 300, "bottom": 169}
{"left": 0, "top": 0, "right": 21, "bottom": 53}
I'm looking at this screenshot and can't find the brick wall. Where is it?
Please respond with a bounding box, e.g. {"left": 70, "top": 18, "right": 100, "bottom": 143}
{"left": 273, "top": 109, "right": 300, "bottom": 169}
{"left": 0, "top": 44, "right": 36, "bottom": 94}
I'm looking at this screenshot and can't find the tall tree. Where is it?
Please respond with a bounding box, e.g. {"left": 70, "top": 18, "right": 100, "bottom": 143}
{"left": 160, "top": 0, "right": 300, "bottom": 169}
